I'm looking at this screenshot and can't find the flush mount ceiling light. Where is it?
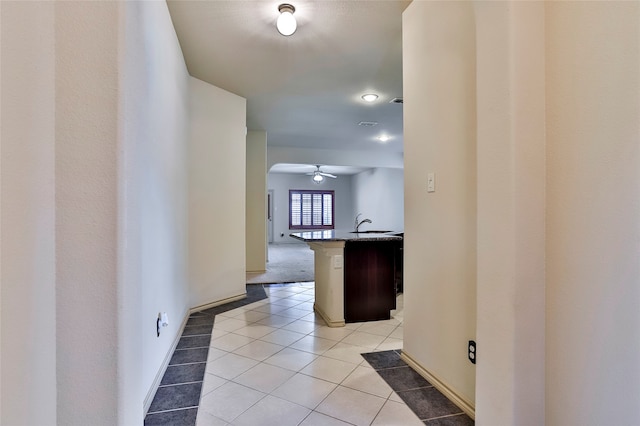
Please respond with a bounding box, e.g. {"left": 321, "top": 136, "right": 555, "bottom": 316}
{"left": 361, "top": 93, "right": 378, "bottom": 103}
{"left": 277, "top": 4, "right": 297, "bottom": 36}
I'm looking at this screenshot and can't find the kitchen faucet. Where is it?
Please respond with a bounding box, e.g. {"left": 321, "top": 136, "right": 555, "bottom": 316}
{"left": 355, "top": 213, "right": 372, "bottom": 233}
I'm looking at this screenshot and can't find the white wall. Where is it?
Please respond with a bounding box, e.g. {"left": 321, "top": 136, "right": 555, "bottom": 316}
{"left": 404, "top": 1, "right": 639, "bottom": 425}
{"left": 352, "top": 168, "right": 404, "bottom": 231}
{"left": 54, "top": 3, "right": 122, "bottom": 423}
{"left": 402, "top": 0, "right": 477, "bottom": 411}
{"left": 545, "top": 2, "right": 640, "bottom": 424}
{"left": 189, "top": 77, "right": 247, "bottom": 308}
{"left": 268, "top": 173, "right": 354, "bottom": 243}
{"left": 1, "top": 2, "right": 57, "bottom": 423}
{"left": 474, "top": 2, "right": 547, "bottom": 424}
{"left": 1, "top": 2, "right": 192, "bottom": 423}
{"left": 246, "top": 131, "right": 268, "bottom": 272}
{"left": 120, "top": 1, "right": 191, "bottom": 419}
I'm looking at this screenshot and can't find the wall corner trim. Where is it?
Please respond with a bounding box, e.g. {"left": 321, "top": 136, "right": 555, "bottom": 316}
{"left": 401, "top": 351, "right": 476, "bottom": 420}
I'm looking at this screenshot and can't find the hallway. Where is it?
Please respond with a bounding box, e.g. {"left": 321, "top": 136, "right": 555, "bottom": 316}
{"left": 145, "top": 283, "right": 473, "bottom": 425}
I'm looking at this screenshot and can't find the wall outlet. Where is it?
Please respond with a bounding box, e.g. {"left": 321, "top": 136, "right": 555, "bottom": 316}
{"left": 468, "top": 340, "right": 476, "bottom": 364}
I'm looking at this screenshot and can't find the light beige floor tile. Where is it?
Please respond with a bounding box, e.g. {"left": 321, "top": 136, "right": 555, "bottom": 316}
{"left": 263, "top": 346, "right": 318, "bottom": 371}
{"left": 232, "top": 362, "right": 296, "bottom": 393}
{"left": 213, "top": 317, "right": 249, "bottom": 332}
{"left": 321, "top": 340, "right": 370, "bottom": 363}
{"left": 200, "top": 372, "right": 228, "bottom": 398}
{"left": 205, "top": 353, "right": 258, "bottom": 380}
{"left": 298, "top": 411, "right": 352, "bottom": 426}
{"left": 210, "top": 328, "right": 229, "bottom": 340}
{"left": 341, "top": 365, "right": 393, "bottom": 398}
{"left": 376, "top": 337, "right": 403, "bottom": 351}
{"left": 232, "top": 395, "right": 311, "bottom": 426}
{"left": 311, "top": 326, "right": 354, "bottom": 342}
{"left": 260, "top": 328, "right": 306, "bottom": 346}
{"left": 256, "top": 314, "right": 296, "bottom": 327}
{"left": 232, "top": 324, "right": 278, "bottom": 339}
{"left": 357, "top": 322, "right": 398, "bottom": 337}
{"left": 215, "top": 309, "right": 246, "bottom": 319}
{"left": 271, "top": 373, "right": 337, "bottom": 409}
{"left": 230, "top": 310, "right": 270, "bottom": 323}
{"left": 281, "top": 319, "right": 318, "bottom": 334}
{"left": 276, "top": 307, "right": 311, "bottom": 319}
{"left": 206, "top": 347, "right": 228, "bottom": 363}
{"left": 389, "top": 391, "right": 403, "bottom": 403}
{"left": 341, "top": 331, "right": 386, "bottom": 349}
{"left": 198, "top": 381, "right": 265, "bottom": 423}
{"left": 299, "top": 312, "right": 326, "bottom": 324}
{"left": 389, "top": 326, "right": 403, "bottom": 340}
{"left": 296, "top": 301, "right": 315, "bottom": 312}
{"left": 290, "top": 335, "right": 337, "bottom": 355}
{"left": 195, "top": 410, "right": 230, "bottom": 426}
{"left": 233, "top": 340, "right": 284, "bottom": 361}
{"left": 253, "top": 304, "right": 290, "bottom": 315}
{"left": 300, "top": 356, "right": 357, "bottom": 384}
{"left": 210, "top": 333, "right": 254, "bottom": 352}
{"left": 315, "top": 386, "right": 386, "bottom": 426}
{"left": 270, "top": 298, "right": 304, "bottom": 308}
{"left": 371, "top": 400, "right": 424, "bottom": 426}
{"left": 287, "top": 293, "right": 315, "bottom": 302}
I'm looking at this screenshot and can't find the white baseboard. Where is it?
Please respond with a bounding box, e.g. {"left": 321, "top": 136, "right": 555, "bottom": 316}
{"left": 190, "top": 292, "right": 246, "bottom": 313}
{"left": 143, "top": 312, "right": 190, "bottom": 415}
{"left": 314, "top": 303, "right": 345, "bottom": 328}
{"left": 400, "top": 350, "right": 475, "bottom": 420}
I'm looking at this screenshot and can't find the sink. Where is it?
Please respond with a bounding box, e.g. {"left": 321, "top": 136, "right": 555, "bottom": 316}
{"left": 350, "top": 230, "right": 392, "bottom": 234}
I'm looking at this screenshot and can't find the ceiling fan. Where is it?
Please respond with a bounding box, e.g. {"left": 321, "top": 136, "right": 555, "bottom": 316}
{"left": 306, "top": 165, "right": 337, "bottom": 183}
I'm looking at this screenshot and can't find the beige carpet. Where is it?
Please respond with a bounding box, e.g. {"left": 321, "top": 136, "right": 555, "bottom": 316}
{"left": 246, "top": 243, "right": 315, "bottom": 284}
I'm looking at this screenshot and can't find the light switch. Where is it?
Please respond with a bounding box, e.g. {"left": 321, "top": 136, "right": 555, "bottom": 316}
{"left": 333, "top": 255, "right": 343, "bottom": 269}
{"left": 427, "top": 173, "right": 435, "bottom": 192}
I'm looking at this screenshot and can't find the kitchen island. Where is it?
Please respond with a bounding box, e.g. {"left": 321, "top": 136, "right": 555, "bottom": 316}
{"left": 290, "top": 230, "right": 403, "bottom": 327}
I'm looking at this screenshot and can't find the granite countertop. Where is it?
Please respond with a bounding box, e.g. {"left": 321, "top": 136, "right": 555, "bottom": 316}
{"left": 290, "top": 229, "right": 403, "bottom": 242}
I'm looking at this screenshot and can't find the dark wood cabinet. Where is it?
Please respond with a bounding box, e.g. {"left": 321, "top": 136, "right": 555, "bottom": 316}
{"left": 344, "top": 240, "right": 400, "bottom": 322}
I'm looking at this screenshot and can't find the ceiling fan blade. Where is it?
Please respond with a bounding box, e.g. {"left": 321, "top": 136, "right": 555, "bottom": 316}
{"left": 320, "top": 172, "right": 337, "bottom": 178}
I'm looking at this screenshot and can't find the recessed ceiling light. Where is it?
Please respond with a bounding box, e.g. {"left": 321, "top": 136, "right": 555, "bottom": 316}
{"left": 377, "top": 135, "right": 390, "bottom": 142}
{"left": 361, "top": 94, "right": 378, "bottom": 102}
{"left": 358, "top": 121, "right": 378, "bottom": 127}
{"left": 389, "top": 97, "right": 403, "bottom": 104}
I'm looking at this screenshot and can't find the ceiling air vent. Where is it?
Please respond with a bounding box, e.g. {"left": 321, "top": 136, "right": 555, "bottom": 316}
{"left": 358, "top": 121, "right": 379, "bottom": 127}
{"left": 389, "top": 97, "right": 403, "bottom": 104}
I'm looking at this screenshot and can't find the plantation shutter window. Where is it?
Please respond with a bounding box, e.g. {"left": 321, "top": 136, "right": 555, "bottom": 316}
{"left": 289, "top": 190, "right": 335, "bottom": 230}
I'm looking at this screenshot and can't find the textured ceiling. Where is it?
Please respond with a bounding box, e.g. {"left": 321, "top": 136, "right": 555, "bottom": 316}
{"left": 167, "top": 0, "right": 409, "bottom": 173}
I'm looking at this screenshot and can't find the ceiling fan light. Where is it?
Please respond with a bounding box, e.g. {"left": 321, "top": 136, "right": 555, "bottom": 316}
{"left": 312, "top": 173, "right": 324, "bottom": 183}
{"left": 277, "top": 4, "right": 297, "bottom": 36}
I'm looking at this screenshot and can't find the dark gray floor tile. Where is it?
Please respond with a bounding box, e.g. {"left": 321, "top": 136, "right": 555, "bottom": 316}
{"left": 361, "top": 350, "right": 406, "bottom": 370}
{"left": 160, "top": 363, "right": 206, "bottom": 386}
{"left": 144, "top": 407, "right": 198, "bottom": 426}
{"left": 377, "top": 366, "right": 432, "bottom": 391}
{"left": 148, "top": 382, "right": 202, "bottom": 413}
{"left": 424, "top": 413, "right": 474, "bottom": 425}
{"left": 399, "top": 387, "right": 463, "bottom": 421}
{"left": 186, "top": 316, "right": 214, "bottom": 327}
{"left": 182, "top": 324, "right": 213, "bottom": 336}
{"left": 176, "top": 335, "right": 211, "bottom": 350}
{"left": 170, "top": 348, "right": 209, "bottom": 365}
